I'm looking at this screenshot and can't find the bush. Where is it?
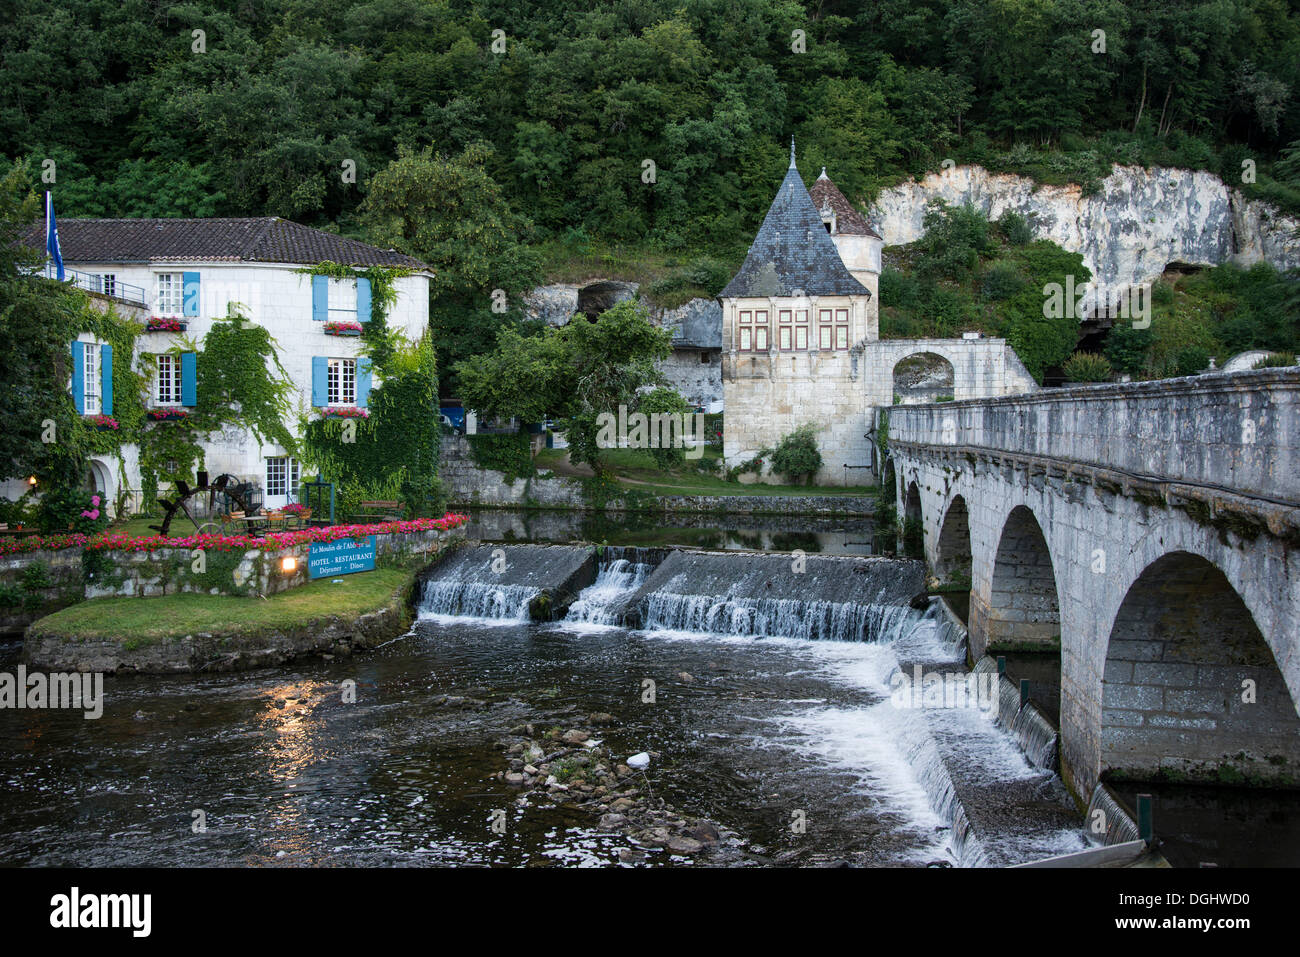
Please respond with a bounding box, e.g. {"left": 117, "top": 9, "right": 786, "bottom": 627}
{"left": 1104, "top": 323, "right": 1153, "bottom": 375}
{"left": 1152, "top": 281, "right": 1175, "bottom": 306}
{"left": 1172, "top": 346, "right": 1211, "bottom": 376}
{"left": 980, "top": 262, "right": 1026, "bottom": 300}
{"left": 466, "top": 432, "right": 534, "bottom": 482}
{"left": 1063, "top": 351, "right": 1113, "bottom": 382}
{"left": 36, "top": 486, "right": 110, "bottom": 534}
{"left": 1252, "top": 351, "right": 1296, "bottom": 369}
{"left": 880, "top": 268, "right": 921, "bottom": 308}
{"left": 768, "top": 425, "right": 822, "bottom": 485}
{"left": 996, "top": 210, "right": 1034, "bottom": 246}
{"left": 637, "top": 387, "right": 695, "bottom": 470}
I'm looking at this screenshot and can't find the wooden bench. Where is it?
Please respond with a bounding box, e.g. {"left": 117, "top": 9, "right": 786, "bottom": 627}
{"left": 353, "top": 500, "right": 405, "bottom": 523}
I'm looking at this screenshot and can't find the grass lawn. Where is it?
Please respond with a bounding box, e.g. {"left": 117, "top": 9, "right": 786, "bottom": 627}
{"left": 28, "top": 566, "right": 414, "bottom": 641}
{"left": 534, "top": 447, "right": 875, "bottom": 497}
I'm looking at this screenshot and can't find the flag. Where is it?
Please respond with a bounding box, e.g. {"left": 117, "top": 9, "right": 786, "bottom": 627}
{"left": 45, "top": 190, "right": 64, "bottom": 281}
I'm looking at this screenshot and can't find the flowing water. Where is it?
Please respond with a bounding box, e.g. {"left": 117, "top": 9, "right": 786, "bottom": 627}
{"left": 0, "top": 548, "right": 1087, "bottom": 868}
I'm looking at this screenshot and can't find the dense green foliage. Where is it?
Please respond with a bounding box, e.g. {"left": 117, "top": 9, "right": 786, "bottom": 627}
{"left": 4, "top": 0, "right": 1299, "bottom": 253}
{"left": 881, "top": 202, "right": 1092, "bottom": 380}
{"left": 455, "top": 299, "right": 678, "bottom": 473}
{"left": 1062, "top": 351, "right": 1113, "bottom": 383}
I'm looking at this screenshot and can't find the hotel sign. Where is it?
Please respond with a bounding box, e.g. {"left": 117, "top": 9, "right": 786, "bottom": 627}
{"left": 308, "top": 536, "right": 377, "bottom": 579}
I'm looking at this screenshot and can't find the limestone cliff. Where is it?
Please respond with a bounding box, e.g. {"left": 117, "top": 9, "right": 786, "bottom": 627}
{"left": 869, "top": 164, "right": 1300, "bottom": 290}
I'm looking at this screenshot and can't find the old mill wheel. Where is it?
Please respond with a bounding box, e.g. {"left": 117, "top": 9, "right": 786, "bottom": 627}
{"left": 149, "top": 472, "right": 253, "bottom": 537}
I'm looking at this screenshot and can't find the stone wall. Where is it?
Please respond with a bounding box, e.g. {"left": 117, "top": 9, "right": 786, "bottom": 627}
{"left": 0, "top": 528, "right": 454, "bottom": 634}
{"left": 658, "top": 347, "right": 722, "bottom": 410}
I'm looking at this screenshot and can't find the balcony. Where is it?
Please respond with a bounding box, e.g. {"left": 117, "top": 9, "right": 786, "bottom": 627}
{"left": 43, "top": 264, "right": 147, "bottom": 307}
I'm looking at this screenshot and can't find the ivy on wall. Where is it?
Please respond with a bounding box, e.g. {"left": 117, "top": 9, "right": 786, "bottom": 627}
{"left": 138, "top": 306, "right": 295, "bottom": 512}
{"left": 298, "top": 261, "right": 409, "bottom": 370}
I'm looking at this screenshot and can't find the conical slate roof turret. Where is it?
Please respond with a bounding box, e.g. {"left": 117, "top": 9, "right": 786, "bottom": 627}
{"left": 720, "top": 142, "right": 870, "bottom": 299}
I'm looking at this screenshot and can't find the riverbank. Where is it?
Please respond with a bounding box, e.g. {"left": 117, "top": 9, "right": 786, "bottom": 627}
{"left": 23, "top": 563, "right": 429, "bottom": 674}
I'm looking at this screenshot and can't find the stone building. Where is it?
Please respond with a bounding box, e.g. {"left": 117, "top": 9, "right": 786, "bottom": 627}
{"left": 721, "top": 143, "right": 1036, "bottom": 485}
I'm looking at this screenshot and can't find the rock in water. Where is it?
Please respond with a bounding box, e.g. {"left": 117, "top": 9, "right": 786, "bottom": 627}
{"left": 627, "top": 752, "right": 650, "bottom": 770}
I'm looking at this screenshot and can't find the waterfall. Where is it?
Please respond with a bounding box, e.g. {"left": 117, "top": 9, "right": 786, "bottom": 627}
{"left": 891, "top": 710, "right": 988, "bottom": 867}
{"left": 418, "top": 580, "right": 537, "bottom": 621}
{"left": 564, "top": 559, "right": 652, "bottom": 625}
{"left": 972, "top": 657, "right": 1060, "bottom": 772}
{"left": 641, "top": 592, "right": 923, "bottom": 643}
{"left": 1085, "top": 784, "right": 1141, "bottom": 846}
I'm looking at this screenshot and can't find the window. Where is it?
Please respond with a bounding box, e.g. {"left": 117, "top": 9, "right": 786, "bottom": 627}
{"left": 155, "top": 354, "right": 181, "bottom": 406}
{"left": 818, "top": 309, "right": 833, "bottom": 350}
{"left": 836, "top": 309, "right": 850, "bottom": 350}
{"left": 82, "top": 342, "right": 100, "bottom": 415}
{"left": 737, "top": 309, "right": 752, "bottom": 351}
{"left": 156, "top": 273, "right": 182, "bottom": 315}
{"left": 795, "top": 309, "right": 808, "bottom": 350}
{"left": 265, "top": 457, "right": 300, "bottom": 498}
{"left": 753, "top": 310, "right": 769, "bottom": 351}
{"left": 699, "top": 352, "right": 711, "bottom": 364}
{"left": 328, "top": 357, "right": 357, "bottom": 405}
{"left": 778, "top": 309, "right": 792, "bottom": 351}
{"left": 98, "top": 274, "right": 116, "bottom": 298}
{"left": 328, "top": 278, "right": 357, "bottom": 319}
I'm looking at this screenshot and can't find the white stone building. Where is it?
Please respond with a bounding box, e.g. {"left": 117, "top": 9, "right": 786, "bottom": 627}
{"left": 10, "top": 217, "right": 431, "bottom": 514}
{"left": 721, "top": 145, "right": 1035, "bottom": 485}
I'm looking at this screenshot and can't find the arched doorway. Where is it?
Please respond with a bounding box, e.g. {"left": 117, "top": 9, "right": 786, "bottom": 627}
{"left": 891, "top": 353, "right": 955, "bottom": 405}
{"left": 1101, "top": 551, "right": 1300, "bottom": 786}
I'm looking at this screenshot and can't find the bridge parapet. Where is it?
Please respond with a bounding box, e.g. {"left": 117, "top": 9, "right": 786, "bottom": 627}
{"left": 887, "top": 368, "right": 1299, "bottom": 502}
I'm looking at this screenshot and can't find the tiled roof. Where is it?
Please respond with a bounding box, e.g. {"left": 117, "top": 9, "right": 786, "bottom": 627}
{"left": 23, "top": 217, "right": 429, "bottom": 270}
{"left": 809, "top": 170, "right": 882, "bottom": 239}
{"left": 720, "top": 150, "right": 870, "bottom": 299}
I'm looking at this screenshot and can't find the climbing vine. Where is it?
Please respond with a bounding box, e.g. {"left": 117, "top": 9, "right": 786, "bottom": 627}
{"left": 298, "top": 262, "right": 410, "bottom": 371}
{"left": 138, "top": 306, "right": 295, "bottom": 511}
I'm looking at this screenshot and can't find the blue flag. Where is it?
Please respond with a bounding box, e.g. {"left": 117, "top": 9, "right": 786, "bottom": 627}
{"left": 45, "top": 191, "right": 63, "bottom": 281}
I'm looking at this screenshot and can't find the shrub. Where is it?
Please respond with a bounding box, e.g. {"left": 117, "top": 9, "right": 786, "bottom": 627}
{"left": 1252, "top": 351, "right": 1296, "bottom": 369}
{"left": 996, "top": 210, "right": 1034, "bottom": 246}
{"left": 1063, "top": 352, "right": 1113, "bottom": 382}
{"left": 1104, "top": 323, "right": 1153, "bottom": 375}
{"left": 1172, "top": 346, "right": 1211, "bottom": 376}
{"left": 768, "top": 425, "right": 822, "bottom": 485}
{"left": 1152, "top": 281, "right": 1175, "bottom": 306}
{"left": 981, "top": 262, "right": 1026, "bottom": 300}
{"left": 880, "top": 268, "right": 921, "bottom": 308}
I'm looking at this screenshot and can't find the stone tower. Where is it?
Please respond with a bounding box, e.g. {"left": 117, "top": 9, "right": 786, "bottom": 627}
{"left": 719, "top": 141, "right": 878, "bottom": 485}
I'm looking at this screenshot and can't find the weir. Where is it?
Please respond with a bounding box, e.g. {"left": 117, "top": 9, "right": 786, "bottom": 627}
{"left": 621, "top": 550, "right": 926, "bottom": 641}
{"left": 417, "top": 544, "right": 597, "bottom": 621}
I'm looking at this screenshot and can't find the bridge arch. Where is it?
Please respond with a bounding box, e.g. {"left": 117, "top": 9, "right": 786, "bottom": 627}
{"left": 981, "top": 505, "right": 1061, "bottom": 653}
{"left": 1101, "top": 550, "right": 1300, "bottom": 786}
{"left": 934, "top": 495, "right": 971, "bottom": 584}
{"left": 902, "top": 480, "right": 923, "bottom": 559}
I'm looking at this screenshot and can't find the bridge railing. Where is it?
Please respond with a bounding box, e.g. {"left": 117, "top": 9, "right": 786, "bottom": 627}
{"left": 886, "top": 368, "right": 1300, "bottom": 502}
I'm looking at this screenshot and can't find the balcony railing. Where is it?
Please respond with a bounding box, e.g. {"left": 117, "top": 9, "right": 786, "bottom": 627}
{"left": 43, "top": 264, "right": 147, "bottom": 306}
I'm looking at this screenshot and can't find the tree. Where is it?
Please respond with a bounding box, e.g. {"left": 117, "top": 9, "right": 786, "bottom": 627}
{"left": 0, "top": 163, "right": 88, "bottom": 487}
{"left": 769, "top": 425, "right": 822, "bottom": 485}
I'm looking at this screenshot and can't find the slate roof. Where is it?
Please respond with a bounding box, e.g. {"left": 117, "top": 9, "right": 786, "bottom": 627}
{"left": 809, "top": 169, "right": 882, "bottom": 239}
{"left": 720, "top": 147, "right": 870, "bottom": 299}
{"left": 23, "top": 217, "right": 429, "bottom": 270}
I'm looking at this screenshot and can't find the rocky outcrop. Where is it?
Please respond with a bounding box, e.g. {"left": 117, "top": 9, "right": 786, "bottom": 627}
{"left": 869, "top": 164, "right": 1300, "bottom": 290}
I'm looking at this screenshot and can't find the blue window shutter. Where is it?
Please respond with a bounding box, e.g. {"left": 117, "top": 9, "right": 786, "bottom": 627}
{"left": 100, "top": 343, "right": 113, "bottom": 415}
{"left": 180, "top": 352, "right": 197, "bottom": 406}
{"left": 311, "top": 275, "right": 329, "bottom": 321}
{"left": 356, "top": 277, "right": 372, "bottom": 323}
{"left": 71, "top": 342, "right": 85, "bottom": 414}
{"left": 356, "top": 357, "right": 373, "bottom": 408}
{"left": 182, "top": 272, "right": 201, "bottom": 318}
{"left": 311, "top": 356, "right": 329, "bottom": 406}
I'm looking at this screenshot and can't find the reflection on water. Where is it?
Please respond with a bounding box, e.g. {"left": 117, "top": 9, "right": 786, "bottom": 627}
{"left": 460, "top": 507, "right": 880, "bottom": 556}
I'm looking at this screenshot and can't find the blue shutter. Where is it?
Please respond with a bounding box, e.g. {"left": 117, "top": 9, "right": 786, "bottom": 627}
{"left": 100, "top": 343, "right": 113, "bottom": 415}
{"left": 182, "top": 272, "right": 200, "bottom": 318}
{"left": 180, "top": 352, "right": 197, "bottom": 406}
{"left": 71, "top": 342, "right": 85, "bottom": 414}
{"left": 311, "top": 356, "right": 329, "bottom": 406}
{"left": 356, "top": 277, "right": 372, "bottom": 323}
{"left": 356, "top": 357, "right": 373, "bottom": 408}
{"left": 311, "top": 275, "right": 329, "bottom": 321}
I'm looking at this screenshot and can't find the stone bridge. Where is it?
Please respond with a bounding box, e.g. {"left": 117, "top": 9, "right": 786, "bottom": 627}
{"left": 885, "top": 368, "right": 1300, "bottom": 801}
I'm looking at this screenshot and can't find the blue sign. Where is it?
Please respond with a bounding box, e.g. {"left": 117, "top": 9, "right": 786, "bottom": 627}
{"left": 308, "top": 536, "right": 377, "bottom": 579}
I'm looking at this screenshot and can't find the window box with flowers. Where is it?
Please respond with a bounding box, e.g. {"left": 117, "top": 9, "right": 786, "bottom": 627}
{"left": 323, "top": 320, "right": 364, "bottom": 337}
{"left": 145, "top": 317, "right": 188, "bottom": 333}
{"left": 148, "top": 408, "right": 190, "bottom": 422}
{"left": 87, "top": 414, "right": 120, "bottom": 432}
{"left": 319, "top": 407, "right": 369, "bottom": 419}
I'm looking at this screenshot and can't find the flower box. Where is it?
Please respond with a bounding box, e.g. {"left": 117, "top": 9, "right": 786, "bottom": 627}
{"left": 87, "top": 414, "right": 120, "bottom": 431}
{"left": 320, "top": 407, "right": 369, "bottom": 419}
{"left": 324, "top": 321, "right": 364, "bottom": 336}
{"left": 148, "top": 408, "right": 189, "bottom": 421}
{"left": 145, "top": 317, "right": 188, "bottom": 332}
